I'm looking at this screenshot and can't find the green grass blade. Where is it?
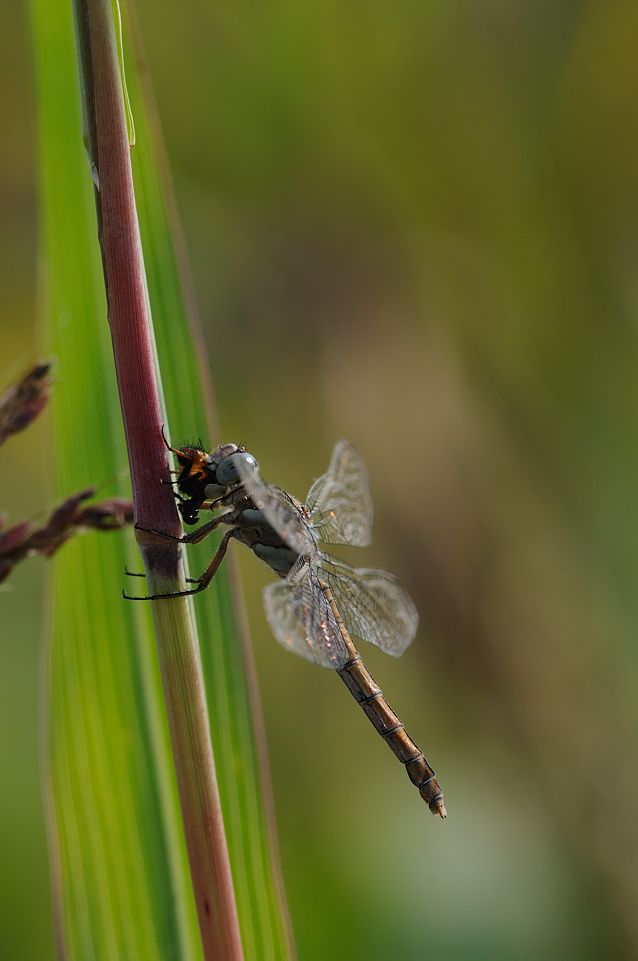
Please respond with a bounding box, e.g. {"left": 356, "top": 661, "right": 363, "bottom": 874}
{"left": 32, "top": 3, "right": 202, "bottom": 959}
{"left": 32, "top": 0, "right": 294, "bottom": 958}
{"left": 126, "top": 41, "right": 294, "bottom": 961}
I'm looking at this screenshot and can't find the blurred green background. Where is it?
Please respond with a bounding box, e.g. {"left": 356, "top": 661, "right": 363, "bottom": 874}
{"left": 2, "top": 0, "right": 638, "bottom": 958}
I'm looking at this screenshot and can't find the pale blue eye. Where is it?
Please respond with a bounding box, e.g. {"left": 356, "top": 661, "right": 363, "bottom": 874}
{"left": 217, "top": 452, "right": 258, "bottom": 486}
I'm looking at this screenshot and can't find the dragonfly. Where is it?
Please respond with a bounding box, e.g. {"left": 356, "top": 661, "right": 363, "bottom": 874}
{"left": 127, "top": 437, "right": 446, "bottom": 817}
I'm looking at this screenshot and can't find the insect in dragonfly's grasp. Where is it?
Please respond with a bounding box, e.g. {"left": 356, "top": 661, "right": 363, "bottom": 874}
{"left": 126, "top": 436, "right": 446, "bottom": 817}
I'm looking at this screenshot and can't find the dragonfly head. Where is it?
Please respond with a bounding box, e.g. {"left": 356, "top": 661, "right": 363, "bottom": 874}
{"left": 164, "top": 433, "right": 259, "bottom": 525}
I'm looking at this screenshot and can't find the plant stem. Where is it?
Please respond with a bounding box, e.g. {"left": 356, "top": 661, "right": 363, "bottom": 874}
{"left": 72, "top": 1, "right": 244, "bottom": 957}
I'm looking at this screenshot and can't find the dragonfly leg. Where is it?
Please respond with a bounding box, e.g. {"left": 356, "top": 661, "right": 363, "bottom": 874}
{"left": 123, "top": 567, "right": 198, "bottom": 584}
{"left": 191, "top": 528, "right": 236, "bottom": 590}
{"left": 134, "top": 522, "right": 183, "bottom": 543}
{"left": 160, "top": 479, "right": 188, "bottom": 502}
{"left": 134, "top": 513, "right": 226, "bottom": 545}
{"left": 123, "top": 529, "right": 236, "bottom": 600}
{"left": 182, "top": 514, "right": 230, "bottom": 545}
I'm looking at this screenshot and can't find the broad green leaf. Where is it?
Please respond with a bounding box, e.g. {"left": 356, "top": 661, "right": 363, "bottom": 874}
{"left": 31, "top": 1, "right": 294, "bottom": 958}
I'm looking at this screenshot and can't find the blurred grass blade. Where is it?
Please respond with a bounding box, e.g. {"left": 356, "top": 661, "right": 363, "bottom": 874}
{"left": 111, "top": 0, "right": 136, "bottom": 147}
{"left": 31, "top": 0, "right": 294, "bottom": 958}
{"left": 33, "top": 2, "right": 202, "bottom": 958}
{"left": 124, "top": 23, "right": 296, "bottom": 961}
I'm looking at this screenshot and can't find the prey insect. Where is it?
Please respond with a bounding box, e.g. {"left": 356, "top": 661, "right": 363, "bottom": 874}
{"left": 126, "top": 436, "right": 446, "bottom": 816}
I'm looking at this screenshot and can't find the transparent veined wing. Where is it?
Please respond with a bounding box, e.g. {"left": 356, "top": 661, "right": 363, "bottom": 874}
{"left": 263, "top": 558, "right": 350, "bottom": 669}
{"left": 236, "top": 458, "right": 315, "bottom": 557}
{"left": 305, "top": 439, "right": 373, "bottom": 547}
{"left": 316, "top": 552, "right": 418, "bottom": 657}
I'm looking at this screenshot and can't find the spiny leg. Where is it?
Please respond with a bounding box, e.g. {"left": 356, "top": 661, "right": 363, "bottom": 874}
{"left": 134, "top": 512, "right": 227, "bottom": 545}
{"left": 123, "top": 528, "right": 236, "bottom": 600}
{"left": 160, "top": 479, "right": 188, "bottom": 503}
{"left": 124, "top": 567, "right": 199, "bottom": 584}
{"left": 193, "top": 528, "right": 236, "bottom": 591}
{"left": 125, "top": 514, "right": 230, "bottom": 582}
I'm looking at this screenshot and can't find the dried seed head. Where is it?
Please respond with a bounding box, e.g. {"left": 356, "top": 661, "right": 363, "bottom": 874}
{"left": 0, "top": 362, "right": 53, "bottom": 445}
{"left": 0, "top": 519, "right": 32, "bottom": 555}
{"left": 78, "top": 498, "right": 134, "bottom": 530}
{"left": 0, "top": 489, "right": 134, "bottom": 581}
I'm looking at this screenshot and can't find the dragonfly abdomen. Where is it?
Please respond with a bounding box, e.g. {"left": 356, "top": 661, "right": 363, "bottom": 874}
{"left": 319, "top": 580, "right": 446, "bottom": 817}
{"left": 338, "top": 654, "right": 446, "bottom": 816}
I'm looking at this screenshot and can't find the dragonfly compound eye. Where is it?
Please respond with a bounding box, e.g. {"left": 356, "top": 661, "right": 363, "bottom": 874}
{"left": 216, "top": 451, "right": 259, "bottom": 486}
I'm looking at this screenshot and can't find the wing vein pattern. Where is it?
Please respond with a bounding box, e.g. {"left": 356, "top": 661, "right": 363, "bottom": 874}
{"left": 239, "top": 441, "right": 418, "bottom": 668}
{"left": 306, "top": 439, "right": 373, "bottom": 547}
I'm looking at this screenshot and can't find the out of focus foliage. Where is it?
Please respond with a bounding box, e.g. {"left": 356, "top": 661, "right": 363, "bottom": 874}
{"left": 1, "top": 2, "right": 637, "bottom": 959}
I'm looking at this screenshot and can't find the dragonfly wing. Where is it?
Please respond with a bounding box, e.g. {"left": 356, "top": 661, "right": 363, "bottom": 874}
{"left": 263, "top": 560, "right": 350, "bottom": 669}
{"left": 317, "top": 552, "right": 418, "bottom": 657}
{"left": 236, "top": 458, "right": 315, "bottom": 557}
{"left": 306, "top": 439, "right": 373, "bottom": 547}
